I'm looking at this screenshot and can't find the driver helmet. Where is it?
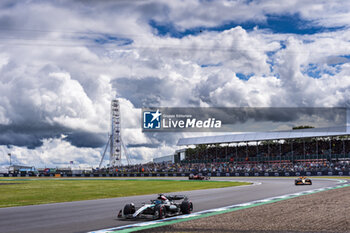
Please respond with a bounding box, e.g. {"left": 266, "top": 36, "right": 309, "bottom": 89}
{"left": 154, "top": 200, "right": 161, "bottom": 204}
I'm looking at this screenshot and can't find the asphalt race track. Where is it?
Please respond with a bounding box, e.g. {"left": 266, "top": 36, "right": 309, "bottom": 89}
{"left": 0, "top": 177, "right": 341, "bottom": 233}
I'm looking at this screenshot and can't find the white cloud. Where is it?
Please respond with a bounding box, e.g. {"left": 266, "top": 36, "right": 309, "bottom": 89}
{"left": 0, "top": 135, "right": 101, "bottom": 168}
{"left": 210, "top": 75, "right": 282, "bottom": 107}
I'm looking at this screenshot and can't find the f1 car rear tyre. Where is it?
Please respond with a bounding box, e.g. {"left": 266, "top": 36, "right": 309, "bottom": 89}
{"left": 181, "top": 201, "right": 193, "bottom": 214}
{"left": 123, "top": 204, "right": 135, "bottom": 215}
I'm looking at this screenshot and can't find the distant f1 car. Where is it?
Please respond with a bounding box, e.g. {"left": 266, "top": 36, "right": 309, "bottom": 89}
{"left": 118, "top": 194, "right": 193, "bottom": 219}
{"left": 189, "top": 174, "right": 210, "bottom": 180}
{"left": 295, "top": 177, "right": 312, "bottom": 185}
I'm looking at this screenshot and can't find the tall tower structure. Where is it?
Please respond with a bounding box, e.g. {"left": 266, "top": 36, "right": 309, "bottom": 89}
{"left": 110, "top": 99, "right": 121, "bottom": 167}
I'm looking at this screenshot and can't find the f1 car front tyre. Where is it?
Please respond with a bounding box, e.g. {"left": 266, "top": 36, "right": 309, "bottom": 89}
{"left": 159, "top": 205, "right": 166, "bottom": 219}
{"left": 123, "top": 204, "right": 135, "bottom": 215}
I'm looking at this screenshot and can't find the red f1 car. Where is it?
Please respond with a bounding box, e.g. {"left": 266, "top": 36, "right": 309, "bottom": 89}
{"left": 189, "top": 174, "right": 210, "bottom": 180}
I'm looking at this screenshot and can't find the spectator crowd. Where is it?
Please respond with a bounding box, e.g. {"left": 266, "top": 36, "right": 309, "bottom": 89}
{"left": 114, "top": 160, "right": 350, "bottom": 174}
{"left": 185, "top": 138, "right": 350, "bottom": 163}
{"left": 112, "top": 138, "right": 350, "bottom": 174}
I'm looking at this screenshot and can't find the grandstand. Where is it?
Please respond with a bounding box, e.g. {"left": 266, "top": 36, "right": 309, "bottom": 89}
{"left": 177, "top": 126, "right": 350, "bottom": 164}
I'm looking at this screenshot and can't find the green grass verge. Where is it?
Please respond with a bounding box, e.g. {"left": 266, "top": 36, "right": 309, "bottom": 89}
{"left": 0, "top": 179, "right": 249, "bottom": 208}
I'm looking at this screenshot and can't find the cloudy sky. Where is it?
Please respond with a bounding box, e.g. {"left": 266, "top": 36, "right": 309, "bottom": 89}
{"left": 0, "top": 0, "right": 350, "bottom": 168}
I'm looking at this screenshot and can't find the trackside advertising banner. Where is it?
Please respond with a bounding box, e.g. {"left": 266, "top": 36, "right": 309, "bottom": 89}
{"left": 141, "top": 107, "right": 347, "bottom": 132}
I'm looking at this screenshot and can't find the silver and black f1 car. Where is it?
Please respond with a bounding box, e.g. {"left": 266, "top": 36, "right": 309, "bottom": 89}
{"left": 295, "top": 176, "right": 312, "bottom": 185}
{"left": 118, "top": 194, "right": 193, "bottom": 219}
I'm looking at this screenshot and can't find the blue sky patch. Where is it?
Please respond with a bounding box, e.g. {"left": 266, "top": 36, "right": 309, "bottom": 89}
{"left": 200, "top": 63, "right": 222, "bottom": 68}
{"left": 339, "top": 55, "right": 350, "bottom": 60}
{"left": 236, "top": 73, "right": 254, "bottom": 80}
{"left": 303, "top": 64, "right": 322, "bottom": 78}
{"left": 149, "top": 13, "right": 344, "bottom": 38}
{"left": 302, "top": 63, "right": 342, "bottom": 78}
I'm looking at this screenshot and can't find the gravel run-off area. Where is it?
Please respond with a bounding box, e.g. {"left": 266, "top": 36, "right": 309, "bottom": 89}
{"left": 138, "top": 186, "right": 350, "bottom": 233}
